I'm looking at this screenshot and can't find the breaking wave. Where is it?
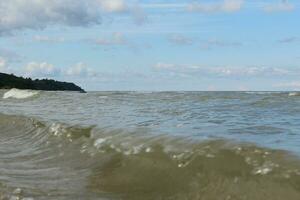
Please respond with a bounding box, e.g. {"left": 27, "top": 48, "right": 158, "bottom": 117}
{"left": 288, "top": 92, "right": 300, "bottom": 97}
{"left": 3, "top": 88, "right": 39, "bottom": 99}
{"left": 0, "top": 113, "right": 300, "bottom": 200}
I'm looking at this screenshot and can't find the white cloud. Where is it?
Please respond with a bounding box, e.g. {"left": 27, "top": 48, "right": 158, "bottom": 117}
{"left": 278, "top": 37, "right": 299, "bottom": 44}
{"left": 131, "top": 5, "right": 148, "bottom": 25}
{"left": 187, "top": 0, "right": 244, "bottom": 13}
{"left": 141, "top": 3, "right": 186, "bottom": 9}
{"left": 274, "top": 81, "right": 300, "bottom": 90}
{"left": 34, "top": 35, "right": 65, "bottom": 43}
{"left": 0, "top": 48, "right": 22, "bottom": 62}
{"left": 94, "top": 32, "right": 127, "bottom": 45}
{"left": 20, "top": 61, "right": 97, "bottom": 78}
{"left": 24, "top": 62, "right": 61, "bottom": 77}
{"left": 0, "top": 57, "right": 7, "bottom": 71}
{"left": 66, "top": 63, "right": 97, "bottom": 77}
{"left": 98, "top": 0, "right": 127, "bottom": 12}
{"left": 0, "top": 57, "right": 15, "bottom": 73}
{"left": 153, "top": 62, "right": 297, "bottom": 78}
{"left": 166, "top": 36, "right": 241, "bottom": 48}
{"left": 264, "top": 0, "right": 295, "bottom": 12}
{"left": 154, "top": 62, "right": 177, "bottom": 70}
{"left": 0, "top": 0, "right": 131, "bottom": 35}
{"left": 200, "top": 39, "right": 242, "bottom": 49}
{"left": 91, "top": 32, "right": 145, "bottom": 53}
{"left": 0, "top": 57, "right": 5, "bottom": 67}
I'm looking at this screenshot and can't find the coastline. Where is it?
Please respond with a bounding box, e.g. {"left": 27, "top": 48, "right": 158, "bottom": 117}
{"left": 0, "top": 72, "right": 86, "bottom": 93}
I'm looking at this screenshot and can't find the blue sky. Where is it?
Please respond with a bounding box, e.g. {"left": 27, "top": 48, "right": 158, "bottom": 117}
{"left": 0, "top": 0, "right": 300, "bottom": 91}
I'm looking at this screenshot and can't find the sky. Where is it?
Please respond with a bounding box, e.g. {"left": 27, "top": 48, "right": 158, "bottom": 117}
{"left": 0, "top": 0, "right": 299, "bottom": 91}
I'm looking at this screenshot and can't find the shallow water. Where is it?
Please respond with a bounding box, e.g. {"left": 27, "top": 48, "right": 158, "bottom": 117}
{"left": 0, "top": 89, "right": 300, "bottom": 199}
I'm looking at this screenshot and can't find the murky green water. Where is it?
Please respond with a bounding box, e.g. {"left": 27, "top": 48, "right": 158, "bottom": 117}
{"left": 1, "top": 90, "right": 300, "bottom": 199}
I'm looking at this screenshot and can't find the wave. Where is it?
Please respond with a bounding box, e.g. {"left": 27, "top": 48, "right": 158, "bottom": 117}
{"left": 0, "top": 113, "right": 300, "bottom": 199}
{"left": 3, "top": 88, "right": 39, "bottom": 99}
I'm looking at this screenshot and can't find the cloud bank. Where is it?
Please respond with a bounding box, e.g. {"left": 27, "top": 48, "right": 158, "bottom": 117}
{"left": 0, "top": 0, "right": 129, "bottom": 35}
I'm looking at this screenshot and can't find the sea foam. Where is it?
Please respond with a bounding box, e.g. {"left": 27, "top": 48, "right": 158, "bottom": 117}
{"left": 3, "top": 88, "right": 39, "bottom": 99}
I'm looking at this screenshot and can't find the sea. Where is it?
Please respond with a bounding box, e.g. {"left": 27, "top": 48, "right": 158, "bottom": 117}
{"left": 0, "top": 88, "right": 300, "bottom": 200}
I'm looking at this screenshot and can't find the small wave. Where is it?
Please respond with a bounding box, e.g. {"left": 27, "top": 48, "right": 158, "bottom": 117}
{"left": 1, "top": 113, "right": 300, "bottom": 199}
{"left": 3, "top": 88, "right": 39, "bottom": 99}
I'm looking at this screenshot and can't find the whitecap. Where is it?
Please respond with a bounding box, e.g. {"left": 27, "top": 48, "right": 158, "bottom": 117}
{"left": 288, "top": 92, "right": 300, "bottom": 97}
{"left": 3, "top": 88, "right": 39, "bottom": 99}
{"left": 94, "top": 138, "right": 107, "bottom": 148}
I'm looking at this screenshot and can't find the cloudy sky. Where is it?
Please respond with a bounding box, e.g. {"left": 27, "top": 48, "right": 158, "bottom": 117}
{"left": 0, "top": 0, "right": 299, "bottom": 91}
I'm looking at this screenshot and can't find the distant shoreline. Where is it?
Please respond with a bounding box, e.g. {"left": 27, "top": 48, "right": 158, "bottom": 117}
{"left": 0, "top": 73, "right": 86, "bottom": 93}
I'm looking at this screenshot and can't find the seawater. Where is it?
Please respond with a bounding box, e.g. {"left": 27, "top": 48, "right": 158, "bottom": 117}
{"left": 0, "top": 89, "right": 300, "bottom": 200}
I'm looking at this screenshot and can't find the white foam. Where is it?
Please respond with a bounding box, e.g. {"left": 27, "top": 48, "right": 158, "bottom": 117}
{"left": 49, "top": 123, "right": 66, "bottom": 136}
{"left": 3, "top": 88, "right": 39, "bottom": 99}
{"left": 94, "top": 138, "right": 107, "bottom": 148}
{"left": 252, "top": 161, "right": 278, "bottom": 175}
{"left": 288, "top": 92, "right": 300, "bottom": 96}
